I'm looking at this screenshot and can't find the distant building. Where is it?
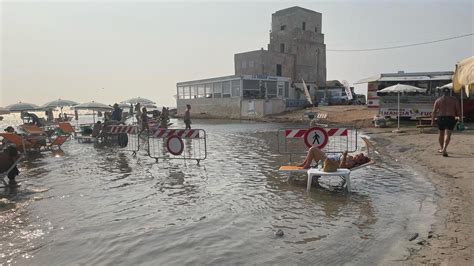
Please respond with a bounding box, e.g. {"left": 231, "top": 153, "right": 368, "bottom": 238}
{"left": 176, "top": 6, "right": 327, "bottom": 118}
{"left": 235, "top": 6, "right": 326, "bottom": 86}
{"left": 356, "top": 71, "right": 453, "bottom": 108}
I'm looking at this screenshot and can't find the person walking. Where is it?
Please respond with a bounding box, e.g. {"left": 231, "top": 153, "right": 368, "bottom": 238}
{"left": 431, "top": 87, "right": 461, "bottom": 157}
{"left": 184, "top": 104, "right": 191, "bottom": 130}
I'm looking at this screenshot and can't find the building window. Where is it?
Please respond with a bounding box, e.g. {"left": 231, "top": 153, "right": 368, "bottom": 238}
{"left": 280, "top": 25, "right": 286, "bottom": 30}
{"left": 231, "top": 80, "right": 241, "bottom": 97}
{"left": 302, "top": 22, "right": 306, "bottom": 30}
{"left": 284, "top": 82, "right": 289, "bottom": 98}
{"left": 213, "top": 82, "right": 222, "bottom": 98}
{"left": 276, "top": 64, "right": 282, "bottom": 77}
{"left": 198, "top": 84, "right": 205, "bottom": 98}
{"left": 190, "top": 85, "right": 198, "bottom": 99}
{"left": 222, "top": 81, "right": 231, "bottom": 98}
{"left": 266, "top": 81, "right": 277, "bottom": 99}
{"left": 241, "top": 61, "right": 247, "bottom": 69}
{"left": 243, "top": 79, "right": 262, "bottom": 99}
{"left": 278, "top": 83, "right": 284, "bottom": 97}
{"left": 249, "top": 61, "right": 254, "bottom": 68}
{"left": 280, "top": 43, "right": 285, "bottom": 53}
{"left": 315, "top": 26, "right": 318, "bottom": 33}
{"left": 205, "top": 83, "right": 212, "bottom": 98}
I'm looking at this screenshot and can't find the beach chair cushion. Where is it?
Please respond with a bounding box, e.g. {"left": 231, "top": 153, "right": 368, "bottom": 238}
{"left": 58, "top": 122, "right": 75, "bottom": 134}
{"left": 278, "top": 165, "right": 308, "bottom": 173}
{"left": 20, "top": 125, "right": 46, "bottom": 135}
{"left": 49, "top": 135, "right": 69, "bottom": 148}
{"left": 0, "top": 133, "right": 34, "bottom": 150}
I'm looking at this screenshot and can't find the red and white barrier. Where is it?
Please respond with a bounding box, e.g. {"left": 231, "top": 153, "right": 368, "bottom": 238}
{"left": 285, "top": 128, "right": 348, "bottom": 138}
{"left": 106, "top": 125, "right": 139, "bottom": 134}
{"left": 153, "top": 129, "right": 200, "bottom": 139}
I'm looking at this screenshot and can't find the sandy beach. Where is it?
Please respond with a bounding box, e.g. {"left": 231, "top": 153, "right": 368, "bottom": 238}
{"left": 270, "top": 106, "right": 473, "bottom": 264}
{"left": 368, "top": 128, "right": 473, "bottom": 265}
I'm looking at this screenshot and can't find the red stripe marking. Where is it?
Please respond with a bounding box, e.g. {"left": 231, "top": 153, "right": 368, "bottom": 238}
{"left": 327, "top": 128, "right": 337, "bottom": 136}
{"left": 294, "top": 129, "right": 306, "bottom": 138}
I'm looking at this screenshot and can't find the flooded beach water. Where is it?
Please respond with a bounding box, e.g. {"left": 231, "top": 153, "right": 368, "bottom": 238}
{"left": 1, "top": 118, "right": 437, "bottom": 265}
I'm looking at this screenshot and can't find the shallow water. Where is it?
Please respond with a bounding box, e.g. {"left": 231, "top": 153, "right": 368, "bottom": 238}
{"left": 1, "top": 117, "right": 436, "bottom": 265}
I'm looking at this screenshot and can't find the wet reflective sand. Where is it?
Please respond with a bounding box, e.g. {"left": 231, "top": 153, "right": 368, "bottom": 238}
{"left": 1, "top": 118, "right": 436, "bottom": 265}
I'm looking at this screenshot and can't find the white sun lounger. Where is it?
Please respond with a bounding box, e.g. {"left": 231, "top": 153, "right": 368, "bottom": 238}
{"left": 278, "top": 160, "right": 375, "bottom": 192}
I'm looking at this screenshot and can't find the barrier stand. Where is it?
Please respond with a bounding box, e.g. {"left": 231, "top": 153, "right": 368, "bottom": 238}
{"left": 277, "top": 126, "right": 359, "bottom": 191}
{"left": 103, "top": 125, "right": 140, "bottom": 156}
{"left": 278, "top": 126, "right": 358, "bottom": 162}
{"left": 147, "top": 128, "right": 207, "bottom": 164}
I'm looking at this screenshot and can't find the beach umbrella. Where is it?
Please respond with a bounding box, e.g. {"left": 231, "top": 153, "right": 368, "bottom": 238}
{"left": 453, "top": 56, "right": 474, "bottom": 123}
{"left": 41, "top": 99, "right": 79, "bottom": 109}
{"left": 74, "top": 101, "right": 113, "bottom": 123}
{"left": 379, "top": 84, "right": 426, "bottom": 132}
{"left": 0, "top": 107, "right": 10, "bottom": 115}
{"left": 453, "top": 56, "right": 474, "bottom": 96}
{"left": 5, "top": 102, "right": 39, "bottom": 112}
{"left": 74, "top": 101, "right": 113, "bottom": 111}
{"left": 121, "top": 97, "right": 156, "bottom": 105}
{"left": 438, "top": 83, "right": 453, "bottom": 90}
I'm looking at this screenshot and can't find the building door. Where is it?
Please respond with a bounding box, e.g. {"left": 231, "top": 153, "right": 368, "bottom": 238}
{"left": 264, "top": 100, "right": 273, "bottom": 115}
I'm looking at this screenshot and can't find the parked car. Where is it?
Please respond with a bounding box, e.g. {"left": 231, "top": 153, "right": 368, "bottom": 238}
{"left": 355, "top": 94, "right": 366, "bottom": 105}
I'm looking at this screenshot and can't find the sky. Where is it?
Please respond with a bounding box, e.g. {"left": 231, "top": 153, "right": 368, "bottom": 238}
{"left": 1, "top": 0, "right": 473, "bottom": 108}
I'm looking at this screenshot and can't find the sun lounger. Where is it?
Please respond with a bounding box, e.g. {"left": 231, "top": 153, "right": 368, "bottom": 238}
{"left": 58, "top": 122, "right": 75, "bottom": 135}
{"left": 278, "top": 160, "right": 375, "bottom": 192}
{"left": 20, "top": 125, "right": 47, "bottom": 135}
{"left": 47, "top": 135, "right": 69, "bottom": 150}
{"left": 0, "top": 133, "right": 35, "bottom": 152}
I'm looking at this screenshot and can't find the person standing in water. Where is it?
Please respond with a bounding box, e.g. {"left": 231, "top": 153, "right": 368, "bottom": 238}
{"left": 431, "top": 87, "right": 460, "bottom": 157}
{"left": 184, "top": 104, "right": 191, "bottom": 130}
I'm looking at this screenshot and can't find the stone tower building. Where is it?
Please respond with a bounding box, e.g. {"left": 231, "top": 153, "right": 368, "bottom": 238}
{"left": 235, "top": 6, "right": 327, "bottom": 87}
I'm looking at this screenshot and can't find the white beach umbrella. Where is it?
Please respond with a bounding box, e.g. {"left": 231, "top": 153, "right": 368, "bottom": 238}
{"left": 6, "top": 102, "right": 40, "bottom": 112}
{"left": 438, "top": 83, "right": 453, "bottom": 90}
{"left": 41, "top": 99, "right": 79, "bottom": 109}
{"left": 74, "top": 101, "right": 113, "bottom": 111}
{"left": 379, "top": 84, "right": 426, "bottom": 132}
{"left": 74, "top": 101, "right": 113, "bottom": 123}
{"left": 121, "top": 97, "right": 156, "bottom": 105}
{"left": 0, "top": 107, "right": 10, "bottom": 115}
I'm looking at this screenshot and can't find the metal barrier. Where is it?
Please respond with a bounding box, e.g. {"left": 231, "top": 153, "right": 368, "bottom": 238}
{"left": 104, "top": 125, "right": 140, "bottom": 154}
{"left": 147, "top": 128, "right": 207, "bottom": 164}
{"left": 278, "top": 126, "right": 358, "bottom": 160}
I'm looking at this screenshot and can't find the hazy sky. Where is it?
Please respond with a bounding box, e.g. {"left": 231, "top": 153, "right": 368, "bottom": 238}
{"left": 1, "top": 0, "right": 473, "bottom": 107}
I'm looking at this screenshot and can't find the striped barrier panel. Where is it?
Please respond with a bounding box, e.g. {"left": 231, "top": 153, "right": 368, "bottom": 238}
{"left": 106, "top": 125, "right": 139, "bottom": 134}
{"left": 152, "top": 129, "right": 200, "bottom": 139}
{"left": 278, "top": 127, "right": 358, "bottom": 156}
{"left": 285, "top": 128, "right": 348, "bottom": 138}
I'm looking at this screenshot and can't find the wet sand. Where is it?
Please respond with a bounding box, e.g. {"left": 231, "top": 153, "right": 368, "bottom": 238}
{"left": 367, "top": 128, "right": 473, "bottom": 265}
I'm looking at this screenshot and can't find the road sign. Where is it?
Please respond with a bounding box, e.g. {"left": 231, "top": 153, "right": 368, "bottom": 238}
{"left": 166, "top": 135, "right": 184, "bottom": 155}
{"left": 304, "top": 127, "right": 329, "bottom": 149}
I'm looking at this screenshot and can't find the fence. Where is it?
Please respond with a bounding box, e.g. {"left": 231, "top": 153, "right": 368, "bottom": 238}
{"left": 146, "top": 128, "right": 207, "bottom": 163}
{"left": 103, "top": 125, "right": 140, "bottom": 154}
{"left": 278, "top": 126, "right": 358, "bottom": 160}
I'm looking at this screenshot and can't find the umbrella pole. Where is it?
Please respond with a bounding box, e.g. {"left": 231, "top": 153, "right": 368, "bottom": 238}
{"left": 461, "top": 88, "right": 464, "bottom": 123}
{"left": 93, "top": 110, "right": 96, "bottom": 123}
{"left": 397, "top": 92, "right": 400, "bottom": 130}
